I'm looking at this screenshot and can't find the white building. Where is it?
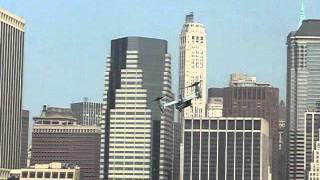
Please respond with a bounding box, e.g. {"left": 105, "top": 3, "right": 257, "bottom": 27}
{"left": 179, "top": 12, "right": 207, "bottom": 119}
{"left": 206, "top": 97, "right": 223, "bottom": 118}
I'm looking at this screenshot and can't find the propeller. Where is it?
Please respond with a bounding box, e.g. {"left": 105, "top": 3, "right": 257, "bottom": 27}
{"left": 152, "top": 96, "right": 165, "bottom": 102}
{"left": 182, "top": 80, "right": 202, "bottom": 89}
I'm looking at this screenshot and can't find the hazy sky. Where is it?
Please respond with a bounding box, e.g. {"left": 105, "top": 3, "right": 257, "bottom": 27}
{"left": 2, "top": 0, "right": 319, "bottom": 120}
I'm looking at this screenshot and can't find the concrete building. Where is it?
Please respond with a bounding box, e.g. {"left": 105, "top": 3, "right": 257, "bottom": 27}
{"left": 304, "top": 111, "right": 320, "bottom": 179}
{"left": 21, "top": 110, "right": 29, "bottom": 168}
{"left": 207, "top": 88, "right": 224, "bottom": 118}
{"left": 71, "top": 98, "right": 102, "bottom": 125}
{"left": 100, "top": 37, "right": 174, "bottom": 180}
{"left": 222, "top": 79, "right": 279, "bottom": 180}
{"left": 173, "top": 122, "right": 181, "bottom": 180}
{"left": 308, "top": 141, "right": 320, "bottom": 180}
{"left": 181, "top": 117, "right": 270, "bottom": 180}
{"left": 0, "top": 8, "right": 25, "bottom": 169}
{"left": 286, "top": 19, "right": 320, "bottom": 179}
{"left": 229, "top": 73, "right": 257, "bottom": 87}
{"left": 278, "top": 100, "right": 287, "bottom": 180}
{"left": 179, "top": 12, "right": 207, "bottom": 119}
{"left": 31, "top": 106, "right": 100, "bottom": 180}
{"left": 9, "top": 162, "right": 80, "bottom": 180}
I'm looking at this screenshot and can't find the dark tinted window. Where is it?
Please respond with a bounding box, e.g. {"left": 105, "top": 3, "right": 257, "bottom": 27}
{"left": 52, "top": 172, "right": 58, "bottom": 178}
{"left": 185, "top": 120, "right": 192, "bottom": 129}
{"left": 45, "top": 172, "right": 50, "bottom": 178}
{"left": 67, "top": 172, "right": 74, "bottom": 178}
{"left": 219, "top": 121, "right": 226, "bottom": 130}
{"left": 236, "top": 120, "right": 243, "bottom": 130}
{"left": 228, "top": 120, "right": 235, "bottom": 130}
{"left": 210, "top": 120, "right": 217, "bottom": 129}
{"left": 202, "top": 120, "right": 209, "bottom": 129}
{"left": 193, "top": 120, "right": 200, "bottom": 129}
{"left": 29, "top": 172, "right": 35, "bottom": 178}
{"left": 245, "top": 121, "right": 252, "bottom": 130}
{"left": 254, "top": 120, "right": 260, "bottom": 130}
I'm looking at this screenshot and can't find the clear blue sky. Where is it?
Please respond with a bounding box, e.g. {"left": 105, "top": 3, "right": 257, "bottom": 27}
{"left": 2, "top": 0, "right": 319, "bottom": 120}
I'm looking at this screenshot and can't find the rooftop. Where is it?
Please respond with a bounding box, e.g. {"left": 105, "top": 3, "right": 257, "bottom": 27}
{"left": 295, "top": 19, "right": 320, "bottom": 36}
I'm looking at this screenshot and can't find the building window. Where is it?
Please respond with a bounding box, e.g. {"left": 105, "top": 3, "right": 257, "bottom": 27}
{"left": 202, "top": 120, "right": 209, "bottom": 129}
{"left": 193, "top": 120, "right": 200, "bottom": 129}
{"left": 29, "top": 172, "right": 35, "bottom": 178}
{"left": 60, "top": 172, "right": 66, "bottom": 178}
{"left": 219, "top": 120, "right": 226, "bottom": 130}
{"left": 67, "top": 172, "right": 74, "bottom": 178}
{"left": 22, "top": 172, "right": 28, "bottom": 178}
{"left": 245, "top": 120, "right": 252, "bottom": 130}
{"left": 228, "top": 120, "right": 235, "bottom": 130}
{"left": 37, "top": 172, "right": 43, "bottom": 178}
{"left": 185, "top": 120, "right": 192, "bottom": 129}
{"left": 44, "top": 172, "right": 50, "bottom": 178}
{"left": 254, "top": 120, "right": 261, "bottom": 130}
{"left": 210, "top": 120, "right": 217, "bottom": 129}
{"left": 52, "top": 172, "right": 58, "bottom": 178}
{"left": 236, "top": 120, "right": 243, "bottom": 130}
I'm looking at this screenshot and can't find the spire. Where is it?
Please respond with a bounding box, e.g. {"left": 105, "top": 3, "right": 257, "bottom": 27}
{"left": 298, "top": 0, "right": 306, "bottom": 28}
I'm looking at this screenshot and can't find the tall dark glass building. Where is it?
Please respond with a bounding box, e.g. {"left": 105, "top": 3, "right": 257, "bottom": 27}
{"left": 287, "top": 20, "right": 320, "bottom": 179}
{"left": 181, "top": 117, "right": 270, "bottom": 180}
{"left": 100, "top": 37, "right": 174, "bottom": 179}
{"left": 0, "top": 8, "right": 25, "bottom": 169}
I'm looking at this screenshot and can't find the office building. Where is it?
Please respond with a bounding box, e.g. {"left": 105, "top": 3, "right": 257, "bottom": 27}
{"left": 71, "top": 98, "right": 102, "bottom": 125}
{"left": 207, "top": 88, "right": 224, "bottom": 118}
{"left": 229, "top": 73, "right": 257, "bottom": 87}
{"left": 222, "top": 75, "right": 279, "bottom": 180}
{"left": 308, "top": 141, "right": 320, "bottom": 180}
{"left": 31, "top": 106, "right": 100, "bottom": 180}
{"left": 100, "top": 37, "right": 174, "bottom": 179}
{"left": 0, "top": 169, "right": 10, "bottom": 180}
{"left": 173, "top": 122, "right": 181, "bottom": 180}
{"left": 278, "top": 100, "right": 287, "bottom": 180}
{"left": 286, "top": 19, "right": 320, "bottom": 179}
{"left": 0, "top": 8, "right": 25, "bottom": 169}
{"left": 181, "top": 117, "right": 270, "bottom": 180}
{"left": 179, "top": 12, "right": 207, "bottom": 119}
{"left": 21, "top": 110, "right": 29, "bottom": 168}
{"left": 9, "top": 162, "right": 80, "bottom": 180}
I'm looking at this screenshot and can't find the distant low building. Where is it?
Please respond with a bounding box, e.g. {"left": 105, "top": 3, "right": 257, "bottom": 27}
{"left": 9, "top": 162, "right": 80, "bottom": 180}
{"left": 71, "top": 98, "right": 102, "bottom": 126}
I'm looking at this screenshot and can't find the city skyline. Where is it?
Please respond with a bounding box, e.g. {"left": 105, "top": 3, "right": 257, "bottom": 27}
{"left": 1, "top": 0, "right": 317, "bottom": 123}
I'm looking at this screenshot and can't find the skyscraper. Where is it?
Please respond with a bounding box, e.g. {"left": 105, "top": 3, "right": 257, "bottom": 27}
{"left": 308, "top": 140, "right": 320, "bottom": 180}
{"left": 286, "top": 19, "right": 320, "bottom": 179}
{"left": 20, "top": 110, "right": 29, "bottom": 168}
{"left": 100, "top": 37, "right": 174, "bottom": 180}
{"left": 179, "top": 12, "right": 207, "bottom": 119}
{"left": 71, "top": 98, "right": 102, "bottom": 125}
{"left": 0, "top": 8, "right": 25, "bottom": 169}
{"left": 181, "top": 117, "right": 270, "bottom": 180}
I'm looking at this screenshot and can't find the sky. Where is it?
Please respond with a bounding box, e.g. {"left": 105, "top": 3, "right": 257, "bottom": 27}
{"left": 2, "top": 0, "right": 320, "bottom": 125}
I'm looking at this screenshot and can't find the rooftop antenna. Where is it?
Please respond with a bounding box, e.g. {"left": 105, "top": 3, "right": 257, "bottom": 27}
{"left": 298, "top": 0, "right": 306, "bottom": 28}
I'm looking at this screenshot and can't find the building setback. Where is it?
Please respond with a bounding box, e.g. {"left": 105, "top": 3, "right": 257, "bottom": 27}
{"left": 71, "top": 98, "right": 102, "bottom": 125}
{"left": 100, "top": 37, "right": 174, "bottom": 180}
{"left": 286, "top": 19, "right": 320, "bottom": 179}
{"left": 308, "top": 141, "right": 320, "bottom": 180}
{"left": 0, "top": 8, "right": 25, "bottom": 169}
{"left": 31, "top": 106, "right": 100, "bottom": 180}
{"left": 20, "top": 110, "right": 29, "bottom": 168}
{"left": 181, "top": 117, "right": 270, "bottom": 180}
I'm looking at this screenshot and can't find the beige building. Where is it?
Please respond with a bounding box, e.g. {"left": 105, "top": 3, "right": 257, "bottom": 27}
{"left": 0, "top": 8, "right": 25, "bottom": 169}
{"left": 308, "top": 141, "right": 320, "bottom": 180}
{"left": 206, "top": 97, "right": 223, "bottom": 118}
{"left": 179, "top": 12, "right": 207, "bottom": 119}
{"left": 9, "top": 162, "right": 80, "bottom": 180}
{"left": 0, "top": 169, "right": 10, "bottom": 180}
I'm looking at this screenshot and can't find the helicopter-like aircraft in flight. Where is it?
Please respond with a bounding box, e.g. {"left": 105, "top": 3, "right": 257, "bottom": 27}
{"left": 152, "top": 81, "right": 202, "bottom": 113}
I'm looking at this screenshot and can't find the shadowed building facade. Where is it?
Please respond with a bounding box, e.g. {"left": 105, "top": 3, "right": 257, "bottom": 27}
{"left": 0, "top": 8, "right": 25, "bottom": 169}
